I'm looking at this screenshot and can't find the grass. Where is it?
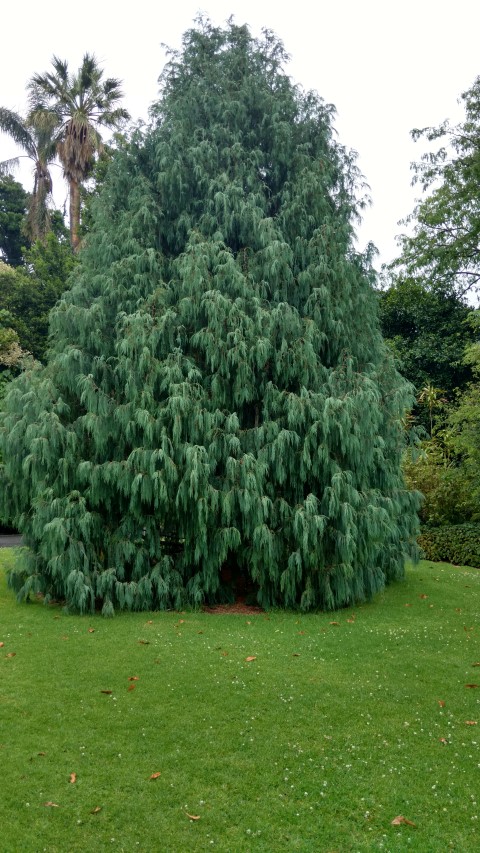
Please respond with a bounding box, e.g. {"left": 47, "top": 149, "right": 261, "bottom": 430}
{"left": 1, "top": 550, "right": 479, "bottom": 852}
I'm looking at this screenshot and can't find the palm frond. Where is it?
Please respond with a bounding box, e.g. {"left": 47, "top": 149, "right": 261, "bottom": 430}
{"left": 0, "top": 108, "right": 36, "bottom": 157}
{"left": 0, "top": 157, "right": 21, "bottom": 176}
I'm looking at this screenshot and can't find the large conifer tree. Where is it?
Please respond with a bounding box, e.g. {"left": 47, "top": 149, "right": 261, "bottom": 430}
{"left": 0, "top": 21, "right": 420, "bottom": 614}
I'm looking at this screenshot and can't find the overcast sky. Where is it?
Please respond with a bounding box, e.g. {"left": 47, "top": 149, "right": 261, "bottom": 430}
{"left": 1, "top": 0, "right": 479, "bottom": 267}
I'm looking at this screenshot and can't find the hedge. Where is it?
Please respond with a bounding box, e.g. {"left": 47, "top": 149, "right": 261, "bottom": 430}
{"left": 418, "top": 524, "right": 480, "bottom": 568}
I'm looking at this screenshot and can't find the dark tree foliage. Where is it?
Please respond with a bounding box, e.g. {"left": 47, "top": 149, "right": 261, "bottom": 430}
{"left": 0, "top": 21, "right": 420, "bottom": 614}
{"left": 378, "top": 276, "right": 475, "bottom": 400}
{"left": 0, "top": 233, "right": 75, "bottom": 362}
{"left": 0, "top": 176, "right": 30, "bottom": 266}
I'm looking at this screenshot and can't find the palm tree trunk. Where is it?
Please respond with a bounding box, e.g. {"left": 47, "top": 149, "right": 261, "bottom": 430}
{"left": 69, "top": 178, "right": 81, "bottom": 251}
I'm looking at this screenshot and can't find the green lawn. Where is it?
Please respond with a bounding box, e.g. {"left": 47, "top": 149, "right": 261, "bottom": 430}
{"left": 1, "top": 550, "right": 479, "bottom": 852}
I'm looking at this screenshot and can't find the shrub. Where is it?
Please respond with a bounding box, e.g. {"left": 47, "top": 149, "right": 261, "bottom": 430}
{"left": 418, "top": 524, "right": 480, "bottom": 567}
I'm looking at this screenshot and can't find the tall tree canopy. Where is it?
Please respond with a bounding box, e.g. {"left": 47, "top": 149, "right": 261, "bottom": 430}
{"left": 0, "top": 109, "right": 56, "bottom": 242}
{"left": 395, "top": 76, "right": 480, "bottom": 298}
{"left": 27, "top": 54, "right": 130, "bottom": 251}
{"left": 0, "top": 21, "right": 419, "bottom": 614}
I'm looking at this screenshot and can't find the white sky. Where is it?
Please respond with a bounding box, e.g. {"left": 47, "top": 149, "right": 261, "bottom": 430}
{"left": 1, "top": 0, "right": 479, "bottom": 267}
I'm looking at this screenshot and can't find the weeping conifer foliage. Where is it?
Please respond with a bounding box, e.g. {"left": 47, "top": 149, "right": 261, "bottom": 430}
{"left": 0, "top": 21, "right": 420, "bottom": 614}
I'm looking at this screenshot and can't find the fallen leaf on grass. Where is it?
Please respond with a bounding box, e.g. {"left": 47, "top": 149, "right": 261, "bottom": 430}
{"left": 128, "top": 676, "right": 139, "bottom": 682}
{"left": 100, "top": 690, "right": 112, "bottom": 695}
{"left": 292, "top": 653, "right": 301, "bottom": 657}
{"left": 465, "top": 720, "right": 478, "bottom": 725}
{"left": 88, "top": 628, "right": 95, "bottom": 633}
{"left": 465, "top": 684, "right": 479, "bottom": 689}
{"left": 90, "top": 806, "right": 102, "bottom": 814}
{"left": 5, "top": 652, "right": 16, "bottom": 658}
{"left": 439, "top": 738, "right": 449, "bottom": 744}
{"left": 138, "top": 640, "right": 150, "bottom": 645}
{"left": 43, "top": 802, "right": 60, "bottom": 807}
{"left": 69, "top": 773, "right": 77, "bottom": 784}
{"left": 404, "top": 604, "right": 412, "bottom": 607}
{"left": 472, "top": 662, "right": 480, "bottom": 667}
{"left": 128, "top": 684, "right": 136, "bottom": 692}
{"left": 149, "top": 772, "right": 161, "bottom": 780}
{"left": 38, "top": 752, "right": 46, "bottom": 756}
{"left": 391, "top": 815, "right": 416, "bottom": 827}
{"left": 329, "top": 621, "right": 340, "bottom": 626}
{"left": 185, "top": 812, "right": 200, "bottom": 820}
{"left": 197, "top": 631, "right": 203, "bottom": 635}
{"left": 346, "top": 618, "right": 355, "bottom": 624}
{"left": 0, "top": 642, "right": 4, "bottom": 647}
{"left": 221, "top": 651, "right": 228, "bottom": 657}
{"left": 419, "top": 594, "right": 428, "bottom": 599}
{"left": 438, "top": 700, "right": 446, "bottom": 708}
{"left": 146, "top": 620, "right": 153, "bottom": 624}
{"left": 245, "top": 656, "right": 256, "bottom": 662}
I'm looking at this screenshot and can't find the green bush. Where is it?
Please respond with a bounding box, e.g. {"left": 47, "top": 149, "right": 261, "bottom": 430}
{"left": 418, "top": 523, "right": 480, "bottom": 567}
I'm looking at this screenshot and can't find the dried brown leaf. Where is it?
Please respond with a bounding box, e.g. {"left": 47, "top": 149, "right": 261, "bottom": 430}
{"left": 245, "top": 656, "right": 256, "bottom": 662}
{"left": 438, "top": 700, "right": 446, "bottom": 708}
{"left": 465, "top": 684, "right": 479, "bottom": 689}
{"left": 465, "top": 720, "right": 478, "bottom": 725}
{"left": 472, "top": 662, "right": 480, "bottom": 667}
{"left": 43, "top": 802, "right": 60, "bottom": 807}
{"left": 391, "top": 815, "right": 416, "bottom": 827}
{"left": 128, "top": 676, "right": 139, "bottom": 681}
{"left": 439, "top": 737, "right": 448, "bottom": 744}
{"left": 90, "top": 806, "right": 102, "bottom": 814}
{"left": 88, "top": 628, "right": 95, "bottom": 633}
{"left": 38, "top": 752, "right": 46, "bottom": 756}
{"left": 69, "top": 772, "right": 77, "bottom": 784}
{"left": 5, "top": 652, "right": 16, "bottom": 658}
{"left": 186, "top": 812, "right": 201, "bottom": 820}
{"left": 100, "top": 690, "right": 112, "bottom": 695}
{"left": 150, "top": 772, "right": 161, "bottom": 780}
{"left": 138, "top": 640, "right": 150, "bottom": 645}
{"left": 419, "top": 594, "right": 428, "bottom": 599}
{"left": 0, "top": 642, "right": 4, "bottom": 647}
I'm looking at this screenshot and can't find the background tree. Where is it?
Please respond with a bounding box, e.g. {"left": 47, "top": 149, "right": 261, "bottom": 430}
{"left": 28, "top": 54, "right": 130, "bottom": 250}
{"left": 0, "top": 233, "right": 75, "bottom": 362}
{"left": 395, "top": 76, "right": 480, "bottom": 298}
{"left": 378, "top": 275, "right": 475, "bottom": 416}
{"left": 0, "top": 175, "right": 30, "bottom": 266}
{"left": 0, "top": 108, "right": 56, "bottom": 241}
{"left": 0, "top": 20, "right": 420, "bottom": 614}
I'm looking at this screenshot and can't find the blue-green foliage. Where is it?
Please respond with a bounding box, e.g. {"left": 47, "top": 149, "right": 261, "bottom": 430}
{"left": 0, "top": 21, "right": 420, "bottom": 613}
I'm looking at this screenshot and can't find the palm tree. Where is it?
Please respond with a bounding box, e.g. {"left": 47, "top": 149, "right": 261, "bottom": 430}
{"left": 28, "top": 54, "right": 130, "bottom": 251}
{"left": 0, "top": 108, "right": 56, "bottom": 241}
